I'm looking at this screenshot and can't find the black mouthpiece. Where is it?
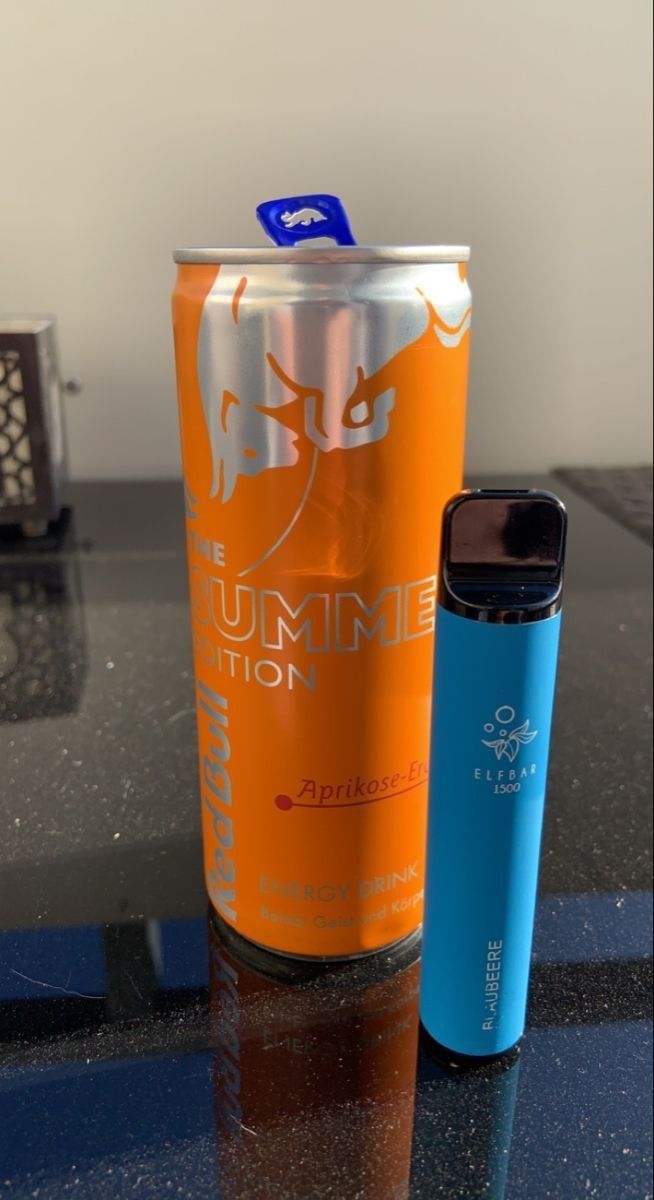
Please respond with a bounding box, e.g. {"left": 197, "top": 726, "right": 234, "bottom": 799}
{"left": 439, "top": 490, "right": 567, "bottom": 624}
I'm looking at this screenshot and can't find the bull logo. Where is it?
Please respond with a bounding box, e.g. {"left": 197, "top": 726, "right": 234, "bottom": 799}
{"left": 280, "top": 207, "right": 328, "bottom": 228}
{"left": 197, "top": 263, "right": 471, "bottom": 504}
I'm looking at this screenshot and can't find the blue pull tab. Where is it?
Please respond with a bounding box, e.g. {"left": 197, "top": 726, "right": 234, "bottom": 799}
{"left": 256, "top": 194, "right": 356, "bottom": 247}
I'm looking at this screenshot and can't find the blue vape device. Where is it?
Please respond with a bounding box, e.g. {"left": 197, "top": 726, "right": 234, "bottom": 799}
{"left": 421, "top": 490, "right": 567, "bottom": 1058}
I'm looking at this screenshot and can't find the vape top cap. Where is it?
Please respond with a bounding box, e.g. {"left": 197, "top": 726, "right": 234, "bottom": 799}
{"left": 440, "top": 490, "right": 567, "bottom": 624}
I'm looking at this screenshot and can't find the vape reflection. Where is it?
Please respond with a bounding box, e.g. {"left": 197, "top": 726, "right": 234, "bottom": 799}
{"left": 410, "top": 1035, "right": 521, "bottom": 1199}
{"left": 208, "top": 914, "right": 421, "bottom": 1200}
{"left": 0, "top": 514, "right": 87, "bottom": 721}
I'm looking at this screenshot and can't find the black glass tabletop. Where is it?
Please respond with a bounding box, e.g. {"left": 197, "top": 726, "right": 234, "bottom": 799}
{"left": 0, "top": 478, "right": 651, "bottom": 1200}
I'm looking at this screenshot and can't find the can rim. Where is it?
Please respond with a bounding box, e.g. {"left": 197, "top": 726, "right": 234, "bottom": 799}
{"left": 173, "top": 244, "right": 470, "bottom": 265}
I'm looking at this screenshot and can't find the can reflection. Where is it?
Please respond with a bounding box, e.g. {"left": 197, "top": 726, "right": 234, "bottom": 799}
{"left": 208, "top": 914, "right": 420, "bottom": 1200}
{"left": 411, "top": 1033, "right": 521, "bottom": 1199}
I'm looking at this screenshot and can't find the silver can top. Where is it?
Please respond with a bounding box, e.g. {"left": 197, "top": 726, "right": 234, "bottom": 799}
{"left": 173, "top": 245, "right": 470, "bottom": 265}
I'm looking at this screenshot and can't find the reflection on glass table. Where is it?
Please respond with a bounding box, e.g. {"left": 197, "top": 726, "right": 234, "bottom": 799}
{"left": 0, "top": 889, "right": 651, "bottom": 1199}
{"left": 0, "top": 511, "right": 87, "bottom": 722}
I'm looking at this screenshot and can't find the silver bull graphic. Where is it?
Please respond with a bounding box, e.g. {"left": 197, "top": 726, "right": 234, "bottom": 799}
{"left": 198, "top": 262, "right": 471, "bottom": 502}
{"left": 280, "top": 207, "right": 327, "bottom": 228}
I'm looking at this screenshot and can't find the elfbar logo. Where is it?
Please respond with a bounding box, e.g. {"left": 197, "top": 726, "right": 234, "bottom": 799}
{"left": 482, "top": 706, "right": 538, "bottom": 764}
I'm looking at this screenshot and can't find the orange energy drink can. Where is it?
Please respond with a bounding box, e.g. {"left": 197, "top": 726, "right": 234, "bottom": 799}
{"left": 208, "top": 913, "right": 421, "bottom": 1200}
{"left": 172, "top": 197, "right": 471, "bottom": 957}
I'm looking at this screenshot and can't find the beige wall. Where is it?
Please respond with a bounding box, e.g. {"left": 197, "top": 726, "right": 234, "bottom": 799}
{"left": 2, "top": 0, "right": 652, "bottom": 479}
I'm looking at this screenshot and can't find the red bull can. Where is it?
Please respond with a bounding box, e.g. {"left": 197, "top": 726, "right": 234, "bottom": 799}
{"left": 172, "top": 195, "right": 471, "bottom": 958}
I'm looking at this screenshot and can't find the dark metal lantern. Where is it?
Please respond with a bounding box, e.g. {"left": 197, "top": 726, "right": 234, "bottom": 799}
{"left": 0, "top": 318, "right": 66, "bottom": 535}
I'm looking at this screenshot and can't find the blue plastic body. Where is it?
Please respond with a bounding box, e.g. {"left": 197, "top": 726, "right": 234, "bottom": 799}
{"left": 256, "top": 194, "right": 356, "bottom": 247}
{"left": 421, "top": 605, "right": 562, "bottom": 1056}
